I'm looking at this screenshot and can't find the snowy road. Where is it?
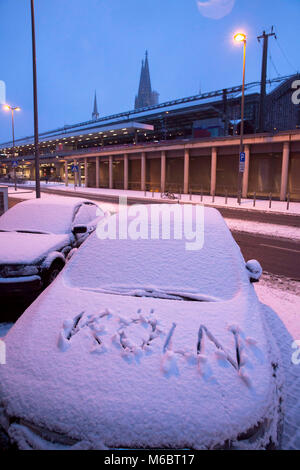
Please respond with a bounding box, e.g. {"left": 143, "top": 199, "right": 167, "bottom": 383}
{"left": 233, "top": 232, "right": 300, "bottom": 280}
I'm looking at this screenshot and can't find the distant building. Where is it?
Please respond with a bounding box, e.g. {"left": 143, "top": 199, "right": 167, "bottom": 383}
{"left": 134, "top": 51, "right": 159, "bottom": 110}
{"left": 92, "top": 91, "right": 99, "bottom": 120}
{"left": 265, "top": 75, "right": 300, "bottom": 132}
{"left": 1, "top": 75, "right": 300, "bottom": 200}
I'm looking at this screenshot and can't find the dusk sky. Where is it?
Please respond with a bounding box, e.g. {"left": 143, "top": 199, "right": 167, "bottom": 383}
{"left": 0, "top": 0, "right": 299, "bottom": 143}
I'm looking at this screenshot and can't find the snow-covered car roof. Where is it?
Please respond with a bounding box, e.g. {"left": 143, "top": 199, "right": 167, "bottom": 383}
{"left": 0, "top": 197, "right": 98, "bottom": 235}
{"left": 64, "top": 205, "right": 244, "bottom": 300}
{"left": 10, "top": 196, "right": 94, "bottom": 208}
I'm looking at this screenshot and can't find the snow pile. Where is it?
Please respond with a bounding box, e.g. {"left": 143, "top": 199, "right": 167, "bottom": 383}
{"left": 255, "top": 277, "right": 300, "bottom": 450}
{"left": 225, "top": 218, "right": 300, "bottom": 241}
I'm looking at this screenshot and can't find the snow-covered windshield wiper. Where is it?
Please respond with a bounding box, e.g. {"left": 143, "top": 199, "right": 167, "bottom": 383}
{"left": 0, "top": 229, "right": 11, "bottom": 232}
{"left": 14, "top": 229, "right": 51, "bottom": 235}
{"left": 80, "top": 286, "right": 220, "bottom": 302}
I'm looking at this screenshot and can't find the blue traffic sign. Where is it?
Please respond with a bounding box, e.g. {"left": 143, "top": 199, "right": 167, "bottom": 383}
{"left": 239, "top": 152, "right": 245, "bottom": 173}
{"left": 71, "top": 164, "right": 79, "bottom": 173}
{"left": 12, "top": 161, "right": 18, "bottom": 168}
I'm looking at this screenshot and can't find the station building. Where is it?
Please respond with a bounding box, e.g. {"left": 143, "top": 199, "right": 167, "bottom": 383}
{"left": 0, "top": 71, "right": 300, "bottom": 201}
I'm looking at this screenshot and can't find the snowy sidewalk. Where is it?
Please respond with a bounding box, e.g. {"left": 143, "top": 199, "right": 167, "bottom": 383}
{"left": 4, "top": 181, "right": 300, "bottom": 215}
{"left": 255, "top": 275, "right": 300, "bottom": 450}
{"left": 225, "top": 218, "right": 300, "bottom": 241}
{"left": 6, "top": 185, "right": 300, "bottom": 242}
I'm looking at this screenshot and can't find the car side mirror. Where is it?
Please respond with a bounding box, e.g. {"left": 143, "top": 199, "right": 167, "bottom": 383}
{"left": 246, "top": 259, "right": 262, "bottom": 283}
{"left": 72, "top": 225, "right": 87, "bottom": 234}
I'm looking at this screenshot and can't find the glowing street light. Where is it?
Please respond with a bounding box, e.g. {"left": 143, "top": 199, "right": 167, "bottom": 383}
{"left": 234, "top": 32, "right": 247, "bottom": 205}
{"left": 234, "top": 33, "right": 246, "bottom": 43}
{"left": 3, "top": 104, "right": 21, "bottom": 190}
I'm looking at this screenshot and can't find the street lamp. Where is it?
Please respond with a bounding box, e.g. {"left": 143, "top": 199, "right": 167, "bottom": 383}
{"left": 30, "top": 0, "right": 41, "bottom": 198}
{"left": 234, "top": 32, "right": 247, "bottom": 205}
{"left": 3, "top": 104, "right": 21, "bottom": 191}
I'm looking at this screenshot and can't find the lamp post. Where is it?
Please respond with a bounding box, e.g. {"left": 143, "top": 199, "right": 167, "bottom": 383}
{"left": 3, "top": 104, "right": 20, "bottom": 191}
{"left": 30, "top": 0, "right": 41, "bottom": 198}
{"left": 234, "top": 32, "right": 247, "bottom": 205}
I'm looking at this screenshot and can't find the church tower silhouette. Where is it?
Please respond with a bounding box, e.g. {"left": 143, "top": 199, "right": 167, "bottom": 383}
{"left": 134, "top": 51, "right": 159, "bottom": 110}
{"left": 92, "top": 91, "right": 99, "bottom": 120}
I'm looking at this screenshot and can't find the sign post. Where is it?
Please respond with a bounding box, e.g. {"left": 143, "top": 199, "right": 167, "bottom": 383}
{"left": 71, "top": 163, "right": 79, "bottom": 190}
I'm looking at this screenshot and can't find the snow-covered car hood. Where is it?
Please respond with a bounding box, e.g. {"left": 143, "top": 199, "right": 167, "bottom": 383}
{"left": 0, "top": 232, "right": 70, "bottom": 265}
{"left": 0, "top": 277, "right": 281, "bottom": 450}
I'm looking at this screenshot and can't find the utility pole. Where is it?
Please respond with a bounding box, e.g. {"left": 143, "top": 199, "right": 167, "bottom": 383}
{"left": 257, "top": 27, "right": 276, "bottom": 133}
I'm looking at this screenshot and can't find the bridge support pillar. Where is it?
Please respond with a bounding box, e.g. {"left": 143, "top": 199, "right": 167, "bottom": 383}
{"left": 141, "top": 152, "right": 146, "bottom": 191}
{"left": 64, "top": 161, "right": 68, "bottom": 186}
{"left": 160, "top": 151, "right": 166, "bottom": 193}
{"left": 96, "top": 157, "right": 100, "bottom": 188}
{"left": 242, "top": 144, "right": 250, "bottom": 198}
{"left": 210, "top": 147, "right": 217, "bottom": 196}
{"left": 30, "top": 165, "right": 35, "bottom": 180}
{"left": 59, "top": 164, "right": 64, "bottom": 181}
{"left": 124, "top": 154, "right": 128, "bottom": 190}
{"left": 184, "top": 148, "right": 189, "bottom": 194}
{"left": 109, "top": 155, "right": 113, "bottom": 189}
{"left": 280, "top": 142, "right": 290, "bottom": 201}
{"left": 77, "top": 161, "right": 82, "bottom": 187}
{"left": 84, "top": 158, "right": 88, "bottom": 187}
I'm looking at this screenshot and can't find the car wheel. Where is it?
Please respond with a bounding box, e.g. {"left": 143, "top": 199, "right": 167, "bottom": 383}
{"left": 43, "top": 260, "right": 65, "bottom": 287}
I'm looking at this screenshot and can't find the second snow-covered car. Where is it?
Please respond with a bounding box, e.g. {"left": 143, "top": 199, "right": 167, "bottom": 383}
{"left": 0, "top": 205, "right": 283, "bottom": 450}
{"left": 0, "top": 197, "right": 105, "bottom": 297}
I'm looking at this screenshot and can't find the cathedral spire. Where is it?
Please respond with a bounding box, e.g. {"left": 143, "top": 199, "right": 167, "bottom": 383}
{"left": 92, "top": 91, "right": 99, "bottom": 120}
{"left": 134, "top": 51, "right": 159, "bottom": 110}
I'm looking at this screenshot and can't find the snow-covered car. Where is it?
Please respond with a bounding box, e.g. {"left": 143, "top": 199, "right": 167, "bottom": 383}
{"left": 0, "top": 205, "right": 283, "bottom": 450}
{"left": 0, "top": 197, "right": 105, "bottom": 298}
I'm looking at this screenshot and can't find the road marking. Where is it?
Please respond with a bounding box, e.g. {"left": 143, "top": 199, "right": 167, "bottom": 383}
{"left": 259, "top": 243, "right": 300, "bottom": 254}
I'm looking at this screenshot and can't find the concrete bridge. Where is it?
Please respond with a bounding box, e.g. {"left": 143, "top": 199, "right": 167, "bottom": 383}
{"left": 2, "top": 129, "right": 300, "bottom": 201}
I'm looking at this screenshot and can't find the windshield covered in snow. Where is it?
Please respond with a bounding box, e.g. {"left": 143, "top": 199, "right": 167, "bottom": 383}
{"left": 0, "top": 202, "right": 76, "bottom": 234}
{"left": 65, "top": 207, "right": 243, "bottom": 300}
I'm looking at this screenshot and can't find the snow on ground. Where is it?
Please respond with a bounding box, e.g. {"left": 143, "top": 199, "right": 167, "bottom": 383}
{"left": 255, "top": 274, "right": 300, "bottom": 450}
{"left": 7, "top": 186, "right": 299, "bottom": 241}
{"left": 225, "top": 218, "right": 300, "bottom": 241}
{"left": 5, "top": 181, "right": 300, "bottom": 215}
{"left": 7, "top": 187, "right": 118, "bottom": 214}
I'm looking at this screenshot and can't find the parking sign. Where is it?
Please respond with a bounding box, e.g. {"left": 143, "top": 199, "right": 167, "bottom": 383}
{"left": 239, "top": 152, "right": 245, "bottom": 173}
